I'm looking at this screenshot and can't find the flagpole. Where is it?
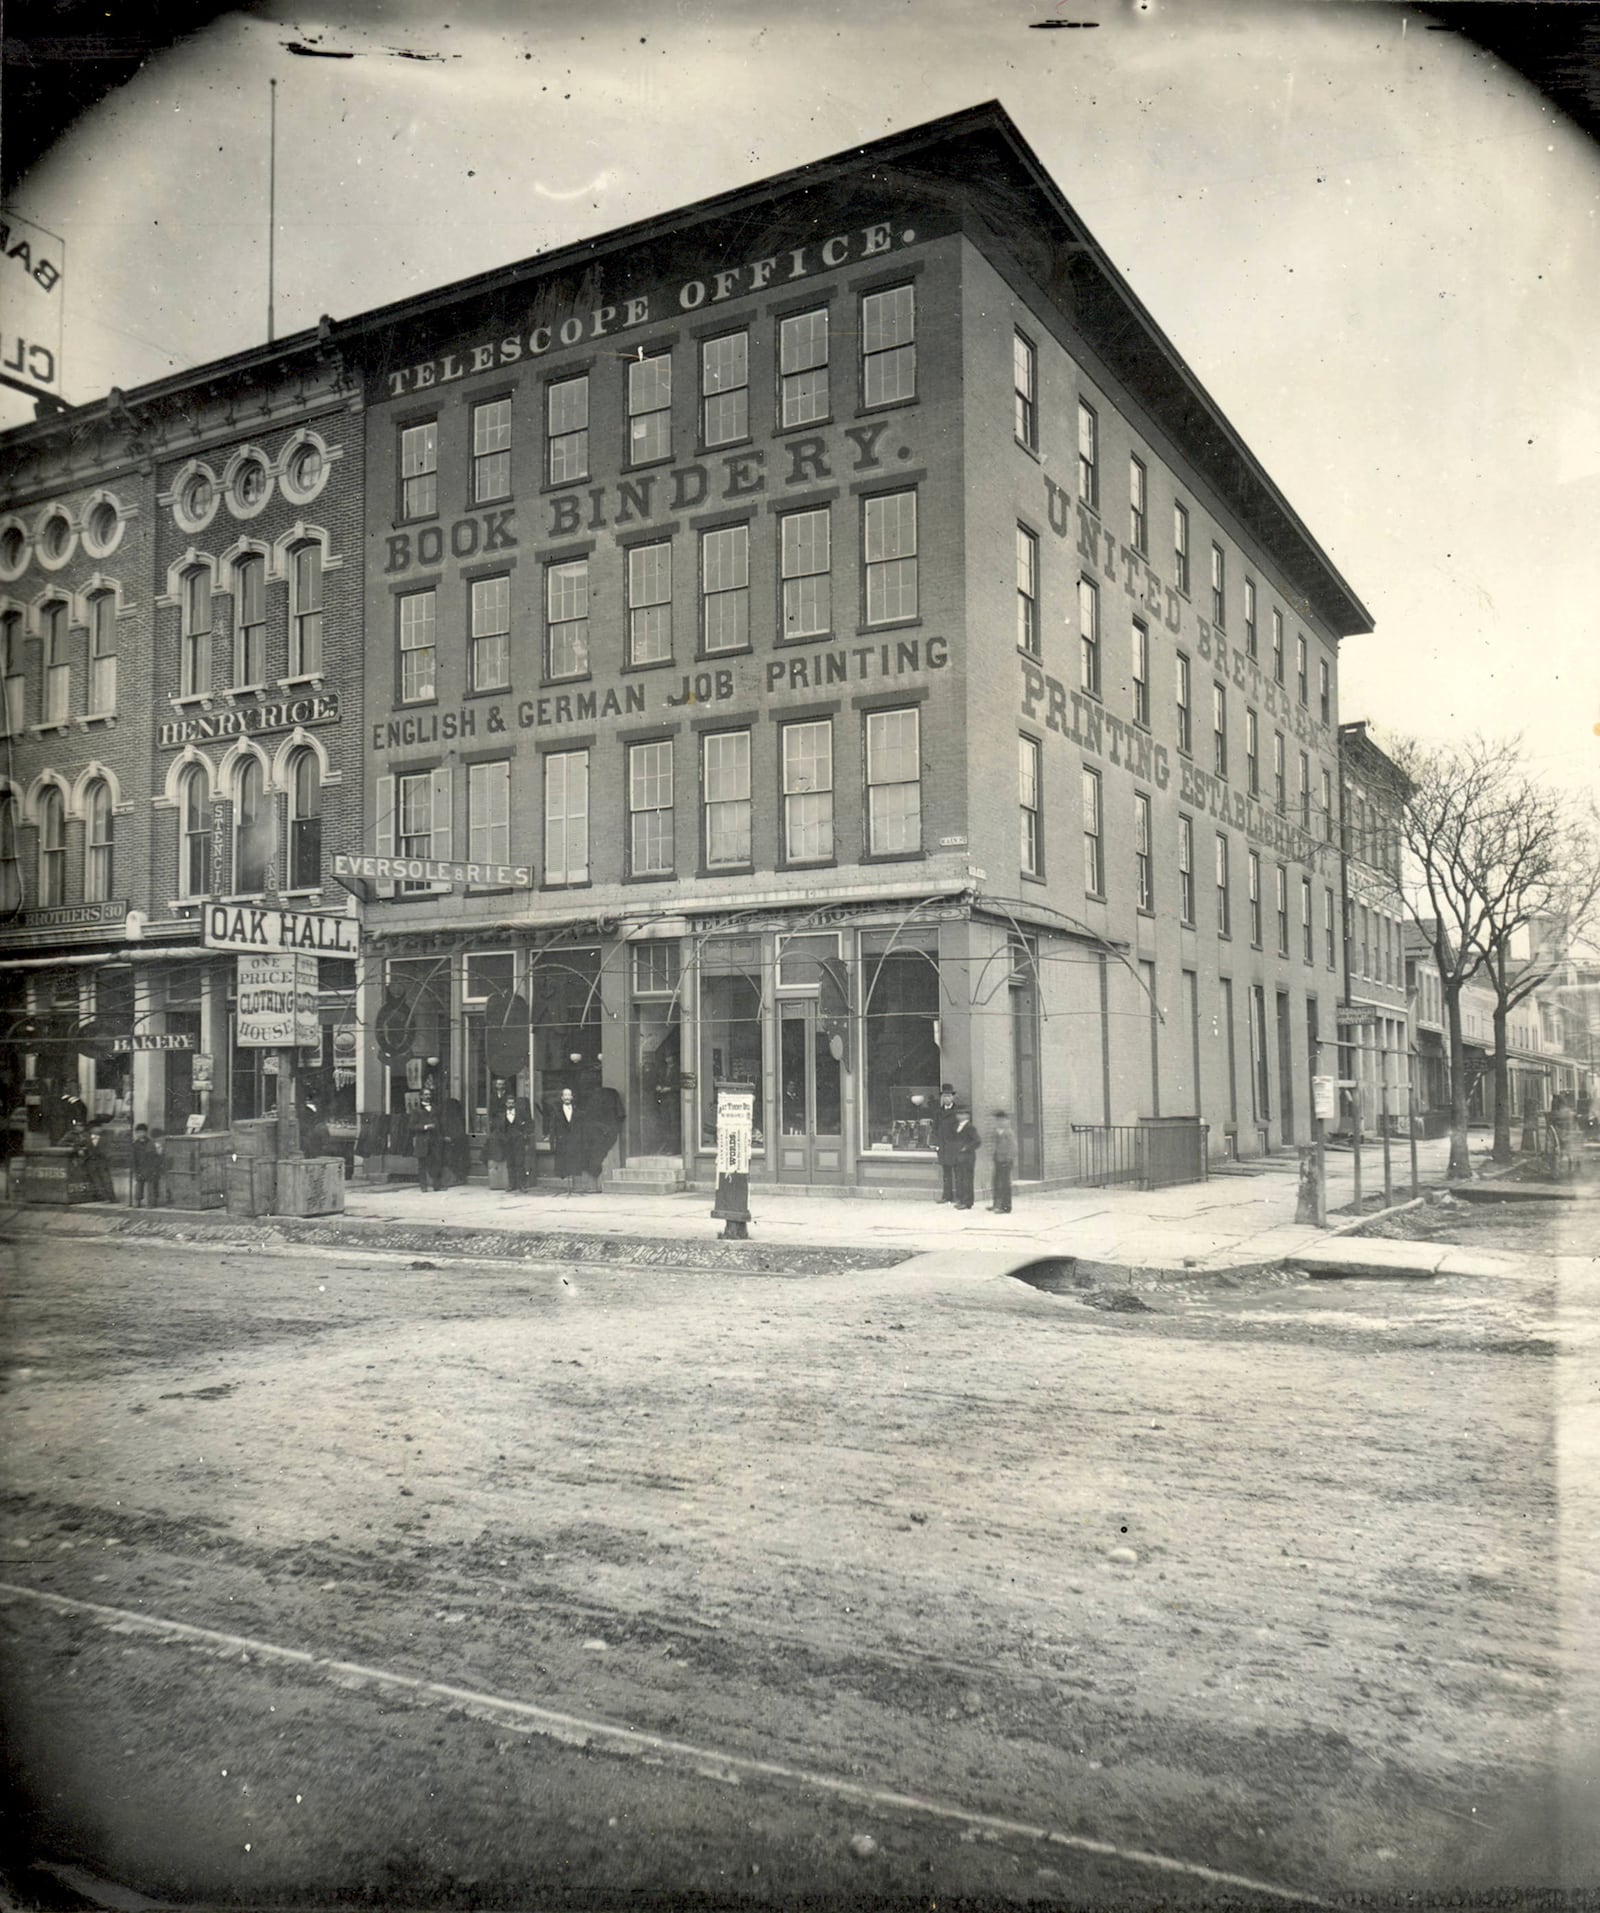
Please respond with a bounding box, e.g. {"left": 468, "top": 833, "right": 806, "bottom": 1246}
{"left": 267, "top": 78, "right": 277, "bottom": 344}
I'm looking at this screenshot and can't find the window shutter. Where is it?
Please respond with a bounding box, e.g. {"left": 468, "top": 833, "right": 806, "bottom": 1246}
{"left": 429, "top": 766, "right": 453, "bottom": 891}
{"left": 374, "top": 774, "right": 396, "bottom": 899}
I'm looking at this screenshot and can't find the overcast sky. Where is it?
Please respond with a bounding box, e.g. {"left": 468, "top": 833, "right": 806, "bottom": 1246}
{"left": 6, "top": 0, "right": 1598, "bottom": 793}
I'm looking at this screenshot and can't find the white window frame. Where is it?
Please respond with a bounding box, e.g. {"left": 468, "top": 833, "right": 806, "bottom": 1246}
{"left": 702, "top": 729, "right": 752, "bottom": 868}
{"left": 865, "top": 706, "right": 922, "bottom": 856}
{"left": 782, "top": 719, "right": 833, "bottom": 865}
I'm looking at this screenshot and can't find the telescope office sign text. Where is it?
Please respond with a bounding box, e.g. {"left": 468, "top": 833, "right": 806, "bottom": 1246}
{"left": 237, "top": 952, "right": 319, "bottom": 1049}
{"left": 203, "top": 903, "right": 359, "bottom": 957}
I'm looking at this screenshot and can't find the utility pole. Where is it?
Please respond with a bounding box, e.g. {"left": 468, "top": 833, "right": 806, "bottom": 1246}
{"left": 267, "top": 79, "right": 277, "bottom": 344}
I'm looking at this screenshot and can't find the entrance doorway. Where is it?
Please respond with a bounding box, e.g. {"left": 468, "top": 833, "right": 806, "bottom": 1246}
{"left": 1276, "top": 990, "right": 1296, "bottom": 1144}
{"left": 1010, "top": 964, "right": 1042, "bottom": 1179}
{"left": 774, "top": 999, "right": 845, "bottom": 1183}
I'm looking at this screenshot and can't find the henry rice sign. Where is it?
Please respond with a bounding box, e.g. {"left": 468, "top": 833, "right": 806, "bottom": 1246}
{"left": 204, "top": 903, "right": 359, "bottom": 958}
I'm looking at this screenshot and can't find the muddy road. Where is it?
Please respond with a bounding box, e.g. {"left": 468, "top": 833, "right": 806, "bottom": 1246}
{"left": 1, "top": 1228, "right": 1594, "bottom": 1907}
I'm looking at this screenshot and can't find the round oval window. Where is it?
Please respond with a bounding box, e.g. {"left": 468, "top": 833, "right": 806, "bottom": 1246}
{"left": 42, "top": 515, "right": 70, "bottom": 557}
{"left": 0, "top": 525, "right": 24, "bottom": 570}
{"left": 236, "top": 461, "right": 266, "bottom": 505}
{"left": 183, "top": 473, "right": 213, "bottom": 518}
{"left": 288, "top": 443, "right": 323, "bottom": 491}
{"left": 89, "top": 501, "right": 118, "bottom": 547}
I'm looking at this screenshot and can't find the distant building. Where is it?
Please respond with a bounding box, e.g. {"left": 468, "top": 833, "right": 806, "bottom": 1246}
{"left": 1336, "top": 721, "right": 1410, "bottom": 1131}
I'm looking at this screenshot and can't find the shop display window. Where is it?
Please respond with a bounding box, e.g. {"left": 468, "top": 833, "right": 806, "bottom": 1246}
{"left": 862, "top": 948, "right": 941, "bottom": 1151}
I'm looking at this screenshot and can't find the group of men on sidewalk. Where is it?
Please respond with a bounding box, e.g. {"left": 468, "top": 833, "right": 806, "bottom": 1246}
{"left": 931, "top": 1084, "right": 1017, "bottom": 1215}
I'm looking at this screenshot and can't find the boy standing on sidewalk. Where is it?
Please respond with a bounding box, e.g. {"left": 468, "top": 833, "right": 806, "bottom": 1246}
{"left": 950, "top": 1102, "right": 981, "bottom": 1211}
{"left": 988, "top": 1109, "right": 1016, "bottom": 1214}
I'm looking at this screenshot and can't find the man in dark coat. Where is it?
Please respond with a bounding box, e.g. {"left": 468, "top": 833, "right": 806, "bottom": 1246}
{"left": 412, "top": 1086, "right": 445, "bottom": 1191}
{"left": 931, "top": 1083, "right": 961, "bottom": 1203}
{"left": 949, "top": 1102, "right": 981, "bottom": 1211}
{"left": 549, "top": 1084, "right": 584, "bottom": 1193}
{"left": 581, "top": 1084, "right": 626, "bottom": 1194}
{"left": 488, "top": 1078, "right": 537, "bottom": 1192}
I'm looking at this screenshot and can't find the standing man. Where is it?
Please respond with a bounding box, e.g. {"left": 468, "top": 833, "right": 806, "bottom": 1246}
{"left": 931, "top": 1084, "right": 961, "bottom": 1203}
{"left": 489, "top": 1078, "right": 536, "bottom": 1192}
{"left": 950, "top": 1102, "right": 981, "bottom": 1212}
{"left": 988, "top": 1108, "right": 1016, "bottom": 1214}
{"left": 412, "top": 1084, "right": 444, "bottom": 1192}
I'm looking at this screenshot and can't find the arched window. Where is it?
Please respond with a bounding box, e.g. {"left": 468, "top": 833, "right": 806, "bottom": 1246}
{"left": 88, "top": 592, "right": 117, "bottom": 714}
{"left": 180, "top": 765, "right": 209, "bottom": 899}
{"left": 85, "top": 780, "right": 114, "bottom": 901}
{"left": 42, "top": 600, "right": 69, "bottom": 725}
{"left": 290, "top": 541, "right": 323, "bottom": 676}
{"left": 181, "top": 565, "right": 212, "bottom": 697}
{"left": 288, "top": 749, "right": 322, "bottom": 890}
{"left": 38, "top": 785, "right": 65, "bottom": 906}
{"left": 0, "top": 609, "right": 21, "bottom": 733}
{"left": 0, "top": 793, "right": 19, "bottom": 912}
{"left": 234, "top": 757, "right": 268, "bottom": 895}
{"left": 234, "top": 554, "right": 266, "bottom": 688}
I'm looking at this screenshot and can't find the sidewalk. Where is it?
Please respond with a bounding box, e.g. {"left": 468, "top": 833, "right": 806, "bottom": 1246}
{"left": 334, "top": 1137, "right": 1461, "bottom": 1273}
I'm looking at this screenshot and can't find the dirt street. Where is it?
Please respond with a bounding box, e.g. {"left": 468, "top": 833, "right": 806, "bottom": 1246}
{"left": 0, "top": 1226, "right": 1592, "bottom": 1907}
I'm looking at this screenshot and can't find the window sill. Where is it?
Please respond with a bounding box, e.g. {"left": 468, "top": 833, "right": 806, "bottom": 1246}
{"left": 779, "top": 858, "right": 837, "bottom": 875}
{"left": 699, "top": 864, "right": 754, "bottom": 880}
{"left": 277, "top": 674, "right": 325, "bottom": 691}
{"left": 695, "top": 647, "right": 752, "bottom": 663}
{"left": 624, "top": 455, "right": 675, "bottom": 475}
{"left": 540, "top": 677, "right": 593, "bottom": 691}
{"left": 625, "top": 871, "right": 677, "bottom": 885}
{"left": 778, "top": 629, "right": 837, "bottom": 647}
{"left": 540, "top": 879, "right": 592, "bottom": 892}
{"left": 775, "top": 416, "right": 834, "bottom": 437}
{"left": 1014, "top": 437, "right": 1039, "bottom": 463}
{"left": 281, "top": 887, "right": 323, "bottom": 902}
{"left": 31, "top": 720, "right": 71, "bottom": 737}
{"left": 465, "top": 684, "right": 511, "bottom": 701}
{"left": 221, "top": 892, "right": 269, "bottom": 905}
{"left": 698, "top": 436, "right": 754, "bottom": 458}
{"left": 541, "top": 476, "right": 592, "bottom": 496}
{"left": 853, "top": 397, "right": 919, "bottom": 419}
{"left": 856, "top": 617, "right": 922, "bottom": 637}
{"left": 1022, "top": 870, "right": 1046, "bottom": 886}
{"left": 862, "top": 850, "right": 927, "bottom": 866}
{"left": 80, "top": 711, "right": 116, "bottom": 730}
{"left": 171, "top": 693, "right": 215, "bottom": 711}
{"left": 623, "top": 657, "right": 676, "bottom": 674}
{"left": 220, "top": 685, "right": 268, "bottom": 703}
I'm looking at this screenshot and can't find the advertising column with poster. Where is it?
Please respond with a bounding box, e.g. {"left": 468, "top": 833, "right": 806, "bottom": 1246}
{"left": 711, "top": 1081, "right": 755, "bottom": 1239}
{"left": 237, "top": 952, "right": 319, "bottom": 1157}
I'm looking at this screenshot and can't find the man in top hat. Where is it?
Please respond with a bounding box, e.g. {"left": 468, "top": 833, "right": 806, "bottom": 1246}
{"left": 931, "top": 1083, "right": 962, "bottom": 1203}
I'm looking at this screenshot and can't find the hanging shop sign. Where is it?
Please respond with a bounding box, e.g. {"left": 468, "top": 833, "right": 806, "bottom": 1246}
{"left": 204, "top": 902, "right": 359, "bottom": 957}
{"left": 237, "top": 952, "right": 320, "bottom": 1048}
{"left": 335, "top": 851, "right": 533, "bottom": 889}
{"left": 1335, "top": 1005, "right": 1381, "bottom": 1028}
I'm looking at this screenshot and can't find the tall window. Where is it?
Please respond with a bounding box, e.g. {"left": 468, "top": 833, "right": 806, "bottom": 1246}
{"left": 235, "top": 553, "right": 266, "bottom": 687}
{"left": 471, "top": 574, "right": 511, "bottom": 693}
{"left": 628, "top": 739, "right": 674, "bottom": 876}
{"left": 84, "top": 779, "right": 113, "bottom": 901}
{"left": 782, "top": 509, "right": 831, "bottom": 639}
{"left": 861, "top": 284, "right": 915, "bottom": 407}
{"left": 1272, "top": 607, "right": 1284, "bottom": 684}
{"left": 1019, "top": 735, "right": 1042, "bottom": 878}
{"left": 1211, "top": 543, "right": 1226, "bottom": 629}
{"left": 863, "top": 491, "right": 917, "bottom": 625}
{"left": 1299, "top": 751, "right": 1311, "bottom": 830}
{"left": 1215, "top": 833, "right": 1231, "bottom": 937}
{"left": 1077, "top": 400, "right": 1099, "bottom": 508}
{"left": 628, "top": 352, "right": 672, "bottom": 466}
{"left": 0, "top": 609, "right": 21, "bottom": 733}
{"left": 1244, "top": 577, "right": 1257, "bottom": 658}
{"left": 865, "top": 707, "right": 921, "bottom": 855}
{"left": 472, "top": 398, "right": 512, "bottom": 504}
{"left": 1302, "top": 877, "right": 1314, "bottom": 963}
{"left": 1082, "top": 766, "right": 1104, "bottom": 896}
{"left": 1134, "top": 790, "right": 1153, "bottom": 911}
{"left": 779, "top": 309, "right": 829, "bottom": 427}
{"left": 88, "top": 591, "right": 116, "bottom": 714}
{"left": 289, "top": 748, "right": 322, "bottom": 889}
{"left": 544, "top": 750, "right": 589, "bottom": 886}
{"left": 396, "top": 768, "right": 436, "bottom": 885}
{"left": 1321, "top": 767, "right": 1334, "bottom": 843}
{"left": 0, "top": 793, "right": 18, "bottom": 911}
{"left": 37, "top": 785, "right": 65, "bottom": 906}
{"left": 547, "top": 376, "right": 589, "bottom": 485}
{"left": 701, "top": 332, "right": 748, "bottom": 447}
{"left": 180, "top": 567, "right": 212, "bottom": 699}
{"left": 627, "top": 541, "right": 672, "bottom": 665}
{"left": 782, "top": 719, "right": 833, "bottom": 864}
{"left": 1319, "top": 657, "right": 1331, "bottom": 725}
{"left": 546, "top": 559, "right": 589, "bottom": 679}
{"left": 400, "top": 420, "right": 437, "bottom": 519}
{"left": 1129, "top": 455, "right": 1148, "bottom": 555}
{"left": 1178, "top": 814, "right": 1195, "bottom": 925}
{"left": 1176, "top": 651, "right": 1192, "bottom": 755}
{"left": 1245, "top": 708, "right": 1260, "bottom": 796}
{"left": 1132, "top": 619, "right": 1149, "bottom": 727}
{"left": 1276, "top": 864, "right": 1290, "bottom": 956}
{"left": 290, "top": 541, "right": 323, "bottom": 676}
{"left": 1296, "top": 633, "right": 1309, "bottom": 706}
{"left": 1273, "top": 733, "right": 1287, "bottom": 811}
{"left": 1014, "top": 331, "right": 1037, "bottom": 448}
{"left": 467, "top": 759, "right": 510, "bottom": 871}
{"left": 1212, "top": 681, "right": 1228, "bottom": 778}
{"left": 180, "top": 765, "right": 209, "bottom": 898}
{"left": 703, "top": 730, "right": 751, "bottom": 867}
{"left": 1173, "top": 502, "right": 1190, "bottom": 595}
{"left": 398, "top": 588, "right": 436, "bottom": 703}
{"left": 1325, "top": 887, "right": 1337, "bottom": 968}
{"left": 1078, "top": 575, "right": 1100, "bottom": 697}
{"left": 1248, "top": 850, "right": 1263, "bottom": 946}
{"left": 234, "top": 757, "right": 269, "bottom": 894}
{"left": 701, "top": 524, "right": 750, "bottom": 653}
{"left": 1016, "top": 523, "right": 1039, "bottom": 656}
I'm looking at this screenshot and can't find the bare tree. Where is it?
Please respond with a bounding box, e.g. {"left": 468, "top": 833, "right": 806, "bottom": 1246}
{"left": 1377, "top": 737, "right": 1600, "bottom": 1176}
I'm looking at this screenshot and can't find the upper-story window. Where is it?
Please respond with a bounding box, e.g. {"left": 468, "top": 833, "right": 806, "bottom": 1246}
{"left": 627, "top": 541, "right": 673, "bottom": 666}
{"left": 863, "top": 491, "right": 917, "bottom": 625}
{"left": 1245, "top": 707, "right": 1260, "bottom": 796}
{"left": 1212, "top": 680, "right": 1228, "bottom": 779}
{"left": 181, "top": 568, "right": 212, "bottom": 699}
{"left": 1273, "top": 732, "right": 1287, "bottom": 811}
{"left": 1014, "top": 332, "right": 1037, "bottom": 449}
{"left": 88, "top": 591, "right": 117, "bottom": 715}
{"left": 85, "top": 779, "right": 114, "bottom": 902}
{"left": 783, "top": 719, "right": 834, "bottom": 865}
{"left": 179, "top": 765, "right": 209, "bottom": 898}
{"left": 1134, "top": 790, "right": 1153, "bottom": 912}
{"left": 472, "top": 398, "right": 512, "bottom": 504}
{"left": 470, "top": 574, "right": 511, "bottom": 693}
{"left": 1321, "top": 767, "right": 1334, "bottom": 843}
{"left": 1077, "top": 401, "right": 1099, "bottom": 509}
{"left": 288, "top": 747, "right": 322, "bottom": 890}
{"left": 1081, "top": 766, "right": 1104, "bottom": 898}
{"left": 628, "top": 352, "right": 672, "bottom": 466}
{"left": 865, "top": 707, "right": 922, "bottom": 855}
{"left": 399, "top": 421, "right": 438, "bottom": 520}
{"left": 1019, "top": 734, "right": 1042, "bottom": 879}
{"left": 547, "top": 376, "right": 589, "bottom": 485}
{"left": 0, "top": 791, "right": 19, "bottom": 912}
{"left": 1296, "top": 633, "right": 1309, "bottom": 706}
{"left": 1244, "top": 578, "right": 1257, "bottom": 658}
{"left": 782, "top": 509, "right": 831, "bottom": 640}
{"left": 1210, "top": 543, "right": 1226, "bottom": 629}
{"left": 290, "top": 541, "right": 323, "bottom": 677}
{"left": 628, "top": 739, "right": 675, "bottom": 877}
{"left": 1078, "top": 576, "right": 1100, "bottom": 698}
{"left": 701, "top": 332, "right": 749, "bottom": 447}
{"left": 41, "top": 599, "right": 69, "bottom": 725}
{"left": 398, "top": 588, "right": 436, "bottom": 703}
{"left": 1129, "top": 456, "right": 1148, "bottom": 555}
{"left": 701, "top": 525, "right": 750, "bottom": 654}
{"left": 1132, "top": 619, "right": 1150, "bottom": 729}
{"left": 1178, "top": 814, "right": 1195, "bottom": 925}
{"left": 1173, "top": 502, "right": 1190, "bottom": 595}
{"left": 37, "top": 785, "right": 65, "bottom": 906}
{"left": 1176, "top": 651, "right": 1192, "bottom": 755}
{"left": 860, "top": 285, "right": 915, "bottom": 408}
{"left": 234, "top": 553, "right": 266, "bottom": 688}
{"left": 547, "top": 559, "right": 590, "bottom": 680}
{"left": 1271, "top": 608, "right": 1284, "bottom": 684}
{"left": 0, "top": 609, "right": 21, "bottom": 733}
{"left": 703, "top": 729, "right": 752, "bottom": 868}
{"left": 779, "top": 309, "right": 829, "bottom": 427}
{"left": 234, "top": 756, "right": 269, "bottom": 895}
{"left": 1016, "top": 524, "right": 1039, "bottom": 656}
{"left": 1319, "top": 657, "right": 1331, "bottom": 726}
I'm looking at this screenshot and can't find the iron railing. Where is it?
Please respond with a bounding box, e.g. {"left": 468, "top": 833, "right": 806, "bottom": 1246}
{"left": 1068, "top": 1117, "right": 1209, "bottom": 1191}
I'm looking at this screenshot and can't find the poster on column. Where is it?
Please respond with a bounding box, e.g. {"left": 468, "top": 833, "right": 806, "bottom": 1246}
{"left": 237, "top": 953, "right": 320, "bottom": 1048}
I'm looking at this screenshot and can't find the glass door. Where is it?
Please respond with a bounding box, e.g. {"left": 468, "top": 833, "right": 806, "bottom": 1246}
{"left": 775, "top": 999, "right": 845, "bottom": 1183}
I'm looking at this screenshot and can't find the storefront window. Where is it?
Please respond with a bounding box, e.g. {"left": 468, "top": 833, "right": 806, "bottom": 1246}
{"left": 699, "top": 965, "right": 764, "bottom": 1149}
{"left": 862, "top": 947, "right": 941, "bottom": 1151}
{"left": 383, "top": 957, "right": 452, "bottom": 1128}
{"left": 530, "top": 946, "right": 601, "bottom": 1121}
{"left": 629, "top": 941, "right": 683, "bottom": 1157}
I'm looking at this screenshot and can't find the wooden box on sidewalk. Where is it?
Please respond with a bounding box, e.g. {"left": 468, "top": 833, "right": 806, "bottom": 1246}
{"left": 275, "top": 1157, "right": 345, "bottom": 1217}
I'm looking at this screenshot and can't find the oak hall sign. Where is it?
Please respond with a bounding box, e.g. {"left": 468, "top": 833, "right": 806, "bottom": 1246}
{"left": 203, "top": 903, "right": 359, "bottom": 958}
